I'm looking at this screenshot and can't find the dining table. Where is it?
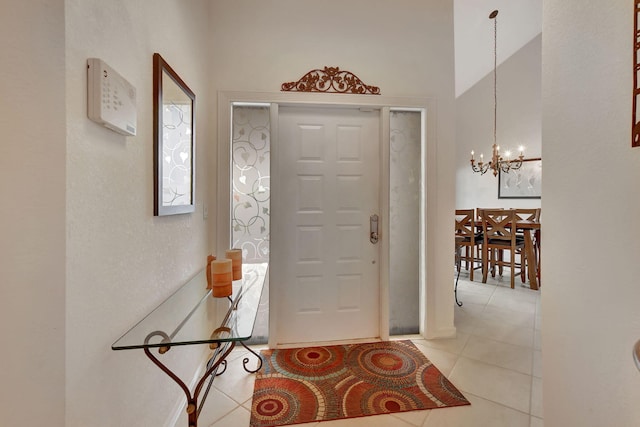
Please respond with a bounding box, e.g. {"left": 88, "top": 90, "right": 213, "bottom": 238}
{"left": 514, "top": 219, "right": 541, "bottom": 290}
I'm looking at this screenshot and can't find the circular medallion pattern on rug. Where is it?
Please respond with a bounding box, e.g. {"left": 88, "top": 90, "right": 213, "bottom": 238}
{"left": 418, "top": 362, "right": 469, "bottom": 405}
{"left": 272, "top": 345, "right": 347, "bottom": 380}
{"left": 346, "top": 341, "right": 423, "bottom": 389}
{"left": 250, "top": 341, "right": 471, "bottom": 427}
{"left": 342, "top": 382, "right": 426, "bottom": 417}
{"left": 251, "top": 375, "right": 324, "bottom": 425}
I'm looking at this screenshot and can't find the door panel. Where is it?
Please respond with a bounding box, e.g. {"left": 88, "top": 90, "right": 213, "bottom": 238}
{"left": 276, "top": 106, "right": 380, "bottom": 345}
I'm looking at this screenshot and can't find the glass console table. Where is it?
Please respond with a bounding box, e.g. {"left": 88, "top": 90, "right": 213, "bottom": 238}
{"left": 112, "top": 263, "right": 268, "bottom": 427}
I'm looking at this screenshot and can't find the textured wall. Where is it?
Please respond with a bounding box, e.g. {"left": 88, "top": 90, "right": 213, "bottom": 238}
{"left": 64, "top": 1, "right": 212, "bottom": 425}
{"left": 542, "top": 0, "right": 640, "bottom": 425}
{"left": 0, "top": 1, "right": 66, "bottom": 425}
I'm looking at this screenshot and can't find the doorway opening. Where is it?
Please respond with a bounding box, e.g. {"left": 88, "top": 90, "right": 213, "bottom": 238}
{"left": 219, "top": 93, "right": 432, "bottom": 347}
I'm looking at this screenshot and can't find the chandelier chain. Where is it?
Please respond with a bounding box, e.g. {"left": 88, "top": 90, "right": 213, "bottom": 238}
{"left": 493, "top": 14, "right": 497, "bottom": 147}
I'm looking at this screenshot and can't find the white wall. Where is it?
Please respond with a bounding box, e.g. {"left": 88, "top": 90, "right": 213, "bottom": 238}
{"left": 0, "top": 1, "right": 66, "bottom": 425}
{"left": 64, "top": 1, "right": 212, "bottom": 425}
{"left": 457, "top": 34, "right": 542, "bottom": 211}
{"left": 542, "top": 0, "right": 640, "bottom": 425}
{"left": 209, "top": 0, "right": 457, "bottom": 338}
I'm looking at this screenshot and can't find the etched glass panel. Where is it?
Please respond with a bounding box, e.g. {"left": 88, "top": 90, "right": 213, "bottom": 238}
{"left": 389, "top": 110, "right": 422, "bottom": 335}
{"left": 231, "top": 106, "right": 270, "bottom": 263}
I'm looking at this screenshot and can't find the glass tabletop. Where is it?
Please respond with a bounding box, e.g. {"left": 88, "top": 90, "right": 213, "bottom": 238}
{"left": 112, "top": 263, "right": 268, "bottom": 350}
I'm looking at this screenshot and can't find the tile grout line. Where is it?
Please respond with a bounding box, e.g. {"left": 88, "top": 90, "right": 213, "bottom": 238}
{"left": 213, "top": 274, "right": 541, "bottom": 426}
{"left": 455, "top": 275, "right": 538, "bottom": 418}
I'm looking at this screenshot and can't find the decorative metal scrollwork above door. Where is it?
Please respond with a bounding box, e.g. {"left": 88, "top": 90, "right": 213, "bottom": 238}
{"left": 281, "top": 66, "right": 381, "bottom": 95}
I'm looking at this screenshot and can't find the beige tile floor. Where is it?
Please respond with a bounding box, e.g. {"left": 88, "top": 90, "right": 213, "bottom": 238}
{"left": 189, "top": 272, "right": 542, "bottom": 427}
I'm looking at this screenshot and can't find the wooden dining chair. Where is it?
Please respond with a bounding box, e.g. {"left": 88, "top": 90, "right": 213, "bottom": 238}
{"left": 476, "top": 208, "right": 500, "bottom": 221}
{"left": 480, "top": 209, "right": 526, "bottom": 289}
{"left": 455, "top": 209, "right": 482, "bottom": 281}
{"left": 477, "top": 208, "right": 503, "bottom": 276}
{"left": 513, "top": 208, "right": 540, "bottom": 222}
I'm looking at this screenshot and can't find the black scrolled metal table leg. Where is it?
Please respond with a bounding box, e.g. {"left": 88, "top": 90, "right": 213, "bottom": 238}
{"left": 455, "top": 265, "right": 463, "bottom": 307}
{"left": 454, "top": 242, "right": 463, "bottom": 307}
{"left": 239, "top": 341, "right": 263, "bottom": 373}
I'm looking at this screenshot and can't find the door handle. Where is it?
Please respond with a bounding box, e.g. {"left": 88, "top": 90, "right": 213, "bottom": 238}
{"left": 370, "top": 214, "right": 379, "bottom": 244}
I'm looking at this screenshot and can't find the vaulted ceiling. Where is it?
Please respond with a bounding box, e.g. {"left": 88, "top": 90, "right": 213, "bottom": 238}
{"left": 454, "top": 0, "right": 542, "bottom": 97}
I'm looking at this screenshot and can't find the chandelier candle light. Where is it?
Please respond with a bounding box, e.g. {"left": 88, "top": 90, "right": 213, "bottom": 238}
{"left": 470, "top": 10, "right": 525, "bottom": 177}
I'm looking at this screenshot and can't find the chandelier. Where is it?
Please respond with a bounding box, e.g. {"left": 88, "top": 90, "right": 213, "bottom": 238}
{"left": 470, "top": 10, "right": 524, "bottom": 177}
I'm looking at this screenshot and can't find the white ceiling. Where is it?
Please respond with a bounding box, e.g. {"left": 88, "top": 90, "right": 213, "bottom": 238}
{"left": 454, "top": 0, "right": 542, "bottom": 97}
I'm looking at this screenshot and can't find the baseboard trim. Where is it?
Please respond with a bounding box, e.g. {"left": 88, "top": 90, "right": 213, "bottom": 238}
{"left": 423, "top": 326, "right": 457, "bottom": 340}
{"left": 275, "top": 336, "right": 382, "bottom": 349}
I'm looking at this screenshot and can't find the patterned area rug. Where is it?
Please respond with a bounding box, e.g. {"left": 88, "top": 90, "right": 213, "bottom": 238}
{"left": 250, "top": 340, "right": 470, "bottom": 426}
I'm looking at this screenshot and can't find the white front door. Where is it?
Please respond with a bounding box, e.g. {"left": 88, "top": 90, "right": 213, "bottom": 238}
{"left": 275, "top": 106, "right": 380, "bottom": 345}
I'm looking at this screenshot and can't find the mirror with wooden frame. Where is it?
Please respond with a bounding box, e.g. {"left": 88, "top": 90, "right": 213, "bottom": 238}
{"left": 153, "top": 53, "right": 196, "bottom": 216}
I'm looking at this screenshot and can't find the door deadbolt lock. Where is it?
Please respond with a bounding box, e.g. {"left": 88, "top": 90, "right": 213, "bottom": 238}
{"left": 370, "top": 214, "right": 379, "bottom": 244}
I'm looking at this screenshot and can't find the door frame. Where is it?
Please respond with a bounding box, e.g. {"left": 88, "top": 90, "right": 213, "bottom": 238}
{"left": 217, "top": 91, "right": 437, "bottom": 346}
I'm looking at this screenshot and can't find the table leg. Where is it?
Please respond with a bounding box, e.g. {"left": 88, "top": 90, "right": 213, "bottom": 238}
{"left": 143, "top": 342, "right": 236, "bottom": 427}
{"left": 239, "top": 341, "right": 264, "bottom": 373}
{"left": 482, "top": 245, "right": 489, "bottom": 283}
{"left": 535, "top": 229, "right": 541, "bottom": 287}
{"left": 523, "top": 230, "right": 539, "bottom": 290}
